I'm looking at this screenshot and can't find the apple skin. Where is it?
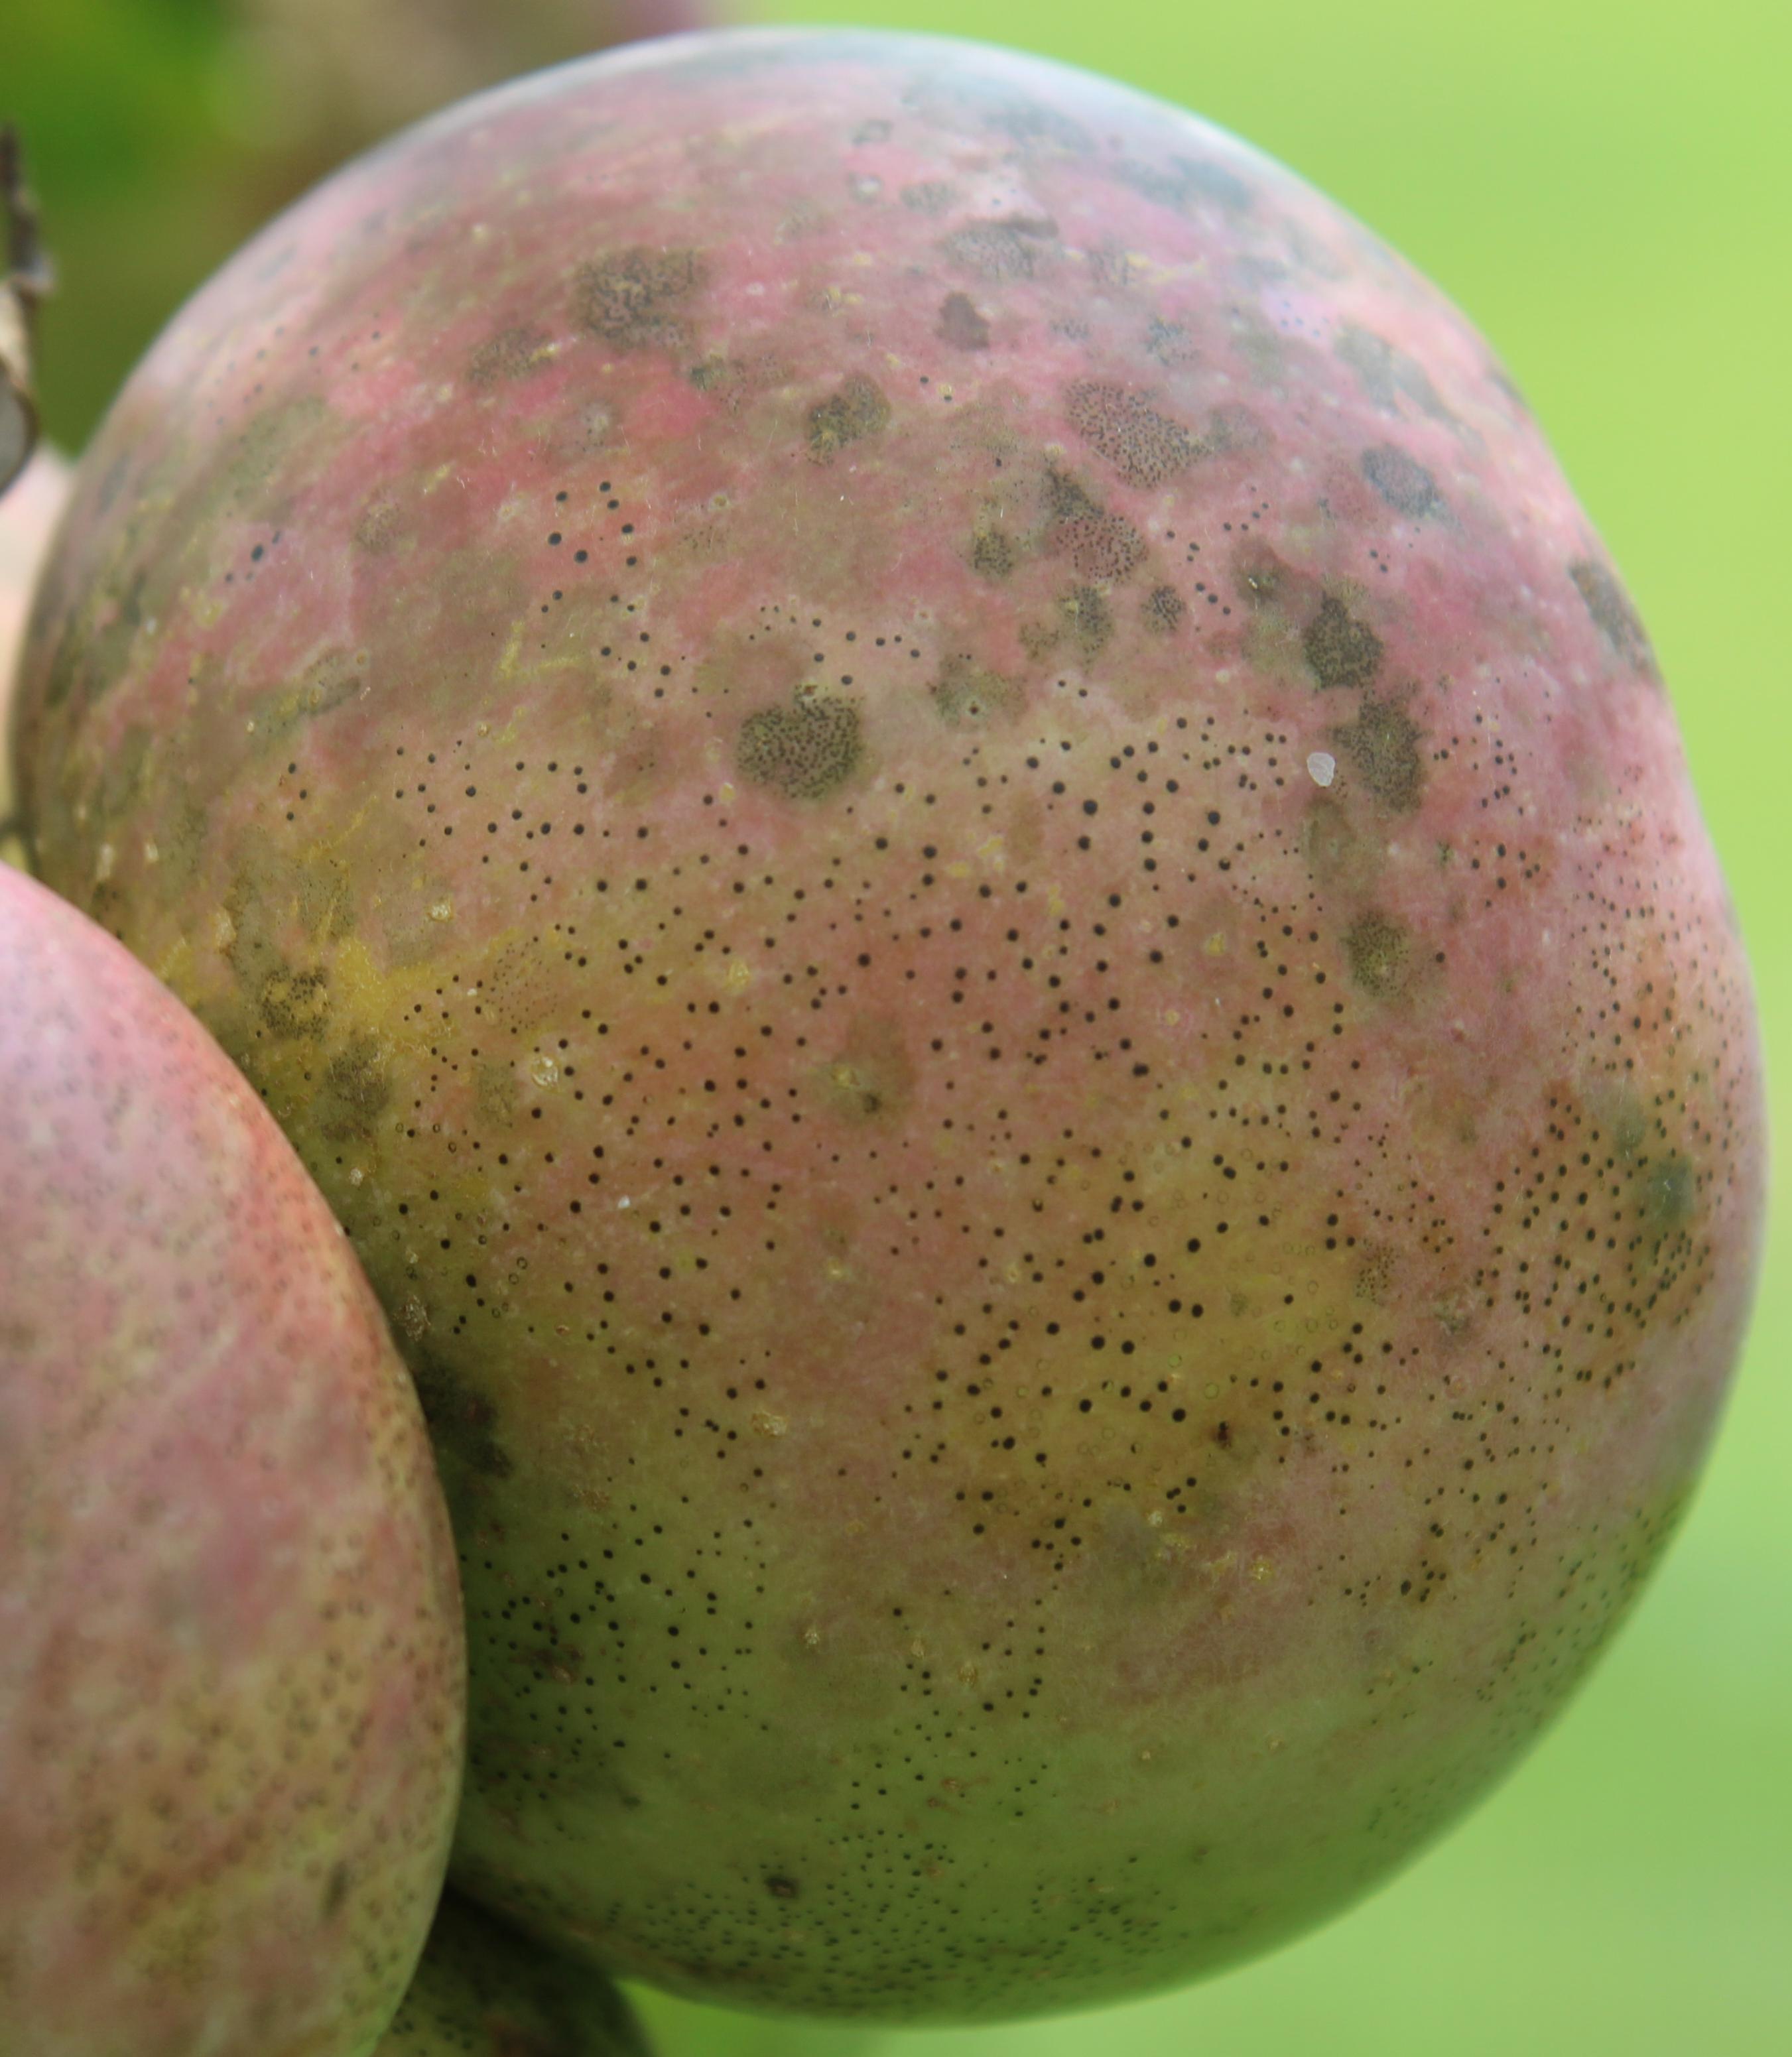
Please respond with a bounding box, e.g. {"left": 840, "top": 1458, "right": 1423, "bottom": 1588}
{"left": 0, "top": 860, "right": 466, "bottom": 2057}
{"left": 9, "top": 26, "right": 1766, "bottom": 2025}
{"left": 376, "top": 1890, "right": 652, "bottom": 2056}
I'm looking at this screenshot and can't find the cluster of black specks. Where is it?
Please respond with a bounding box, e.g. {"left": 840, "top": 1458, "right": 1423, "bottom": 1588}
{"left": 737, "top": 686, "right": 865, "bottom": 799}
{"left": 1342, "top": 911, "right": 1415, "bottom": 999}
{"left": 573, "top": 247, "right": 706, "bottom": 350}
{"left": 1043, "top": 466, "right": 1146, "bottom": 583}
{"left": 1303, "top": 592, "right": 1385, "bottom": 692}
{"left": 1328, "top": 693, "right": 1425, "bottom": 812}
{"left": 1063, "top": 381, "right": 1201, "bottom": 488}
{"left": 808, "top": 373, "right": 892, "bottom": 458}
{"left": 1141, "top": 585, "right": 1185, "bottom": 634}
{"left": 942, "top": 215, "right": 1058, "bottom": 282}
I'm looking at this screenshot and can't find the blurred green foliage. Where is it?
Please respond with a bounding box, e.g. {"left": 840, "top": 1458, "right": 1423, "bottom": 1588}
{"left": 6, "top": 2, "right": 1787, "bottom": 2052}
{"left": 6, "top": 0, "right": 705, "bottom": 443}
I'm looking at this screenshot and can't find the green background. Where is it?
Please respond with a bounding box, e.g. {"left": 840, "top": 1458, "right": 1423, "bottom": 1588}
{"left": 7, "top": 3, "right": 1789, "bottom": 2052}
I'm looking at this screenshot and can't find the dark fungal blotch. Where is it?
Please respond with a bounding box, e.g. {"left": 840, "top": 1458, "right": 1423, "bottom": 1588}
{"left": 467, "top": 325, "right": 551, "bottom": 385}
{"left": 942, "top": 216, "right": 1056, "bottom": 282}
{"left": 1335, "top": 324, "right": 1452, "bottom": 421}
{"left": 1064, "top": 381, "right": 1200, "bottom": 488}
{"left": 1060, "top": 584, "right": 1114, "bottom": 657}
{"left": 316, "top": 1028, "right": 393, "bottom": 1142}
{"left": 937, "top": 292, "right": 991, "bottom": 350}
{"left": 1056, "top": 509, "right": 1145, "bottom": 583}
{"left": 1303, "top": 592, "right": 1384, "bottom": 692}
{"left": 932, "top": 658, "right": 1022, "bottom": 727}
{"left": 353, "top": 498, "right": 403, "bottom": 554}
{"left": 1234, "top": 544, "right": 1295, "bottom": 610}
{"left": 901, "top": 180, "right": 956, "bottom": 215}
{"left": 969, "top": 527, "right": 1019, "bottom": 578}
{"left": 1360, "top": 443, "right": 1442, "bottom": 517}
{"left": 255, "top": 963, "right": 330, "bottom": 1039}
{"left": 1112, "top": 153, "right": 1254, "bottom": 215}
{"left": 1344, "top": 911, "right": 1415, "bottom": 999}
{"left": 1142, "top": 584, "right": 1185, "bottom": 633}
{"left": 984, "top": 96, "right": 1093, "bottom": 156}
{"left": 1569, "top": 557, "right": 1657, "bottom": 676}
{"left": 737, "top": 687, "right": 863, "bottom": 800}
{"left": 573, "top": 246, "right": 705, "bottom": 349}
{"left": 1330, "top": 693, "right": 1425, "bottom": 812}
{"left": 815, "top": 1017, "right": 915, "bottom": 1124}
{"left": 409, "top": 1352, "right": 513, "bottom": 1481}
{"left": 807, "top": 373, "right": 891, "bottom": 457}
{"left": 1145, "top": 317, "right": 1195, "bottom": 366}
{"left": 1642, "top": 1152, "right": 1697, "bottom": 1239}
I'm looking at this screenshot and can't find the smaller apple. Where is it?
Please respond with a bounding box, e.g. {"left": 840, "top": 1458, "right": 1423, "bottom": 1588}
{"left": 0, "top": 860, "right": 466, "bottom": 2057}
{"left": 377, "top": 1891, "right": 653, "bottom": 2055}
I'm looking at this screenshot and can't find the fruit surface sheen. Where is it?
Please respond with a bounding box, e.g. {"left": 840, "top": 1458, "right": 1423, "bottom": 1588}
{"left": 13, "top": 25, "right": 1766, "bottom": 2024}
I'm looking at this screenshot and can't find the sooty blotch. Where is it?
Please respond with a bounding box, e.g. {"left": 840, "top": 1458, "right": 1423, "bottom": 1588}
{"left": 353, "top": 499, "right": 403, "bottom": 554}
{"left": 1360, "top": 444, "right": 1442, "bottom": 517}
{"left": 942, "top": 216, "right": 1058, "bottom": 281}
{"left": 986, "top": 97, "right": 1093, "bottom": 155}
{"left": 1304, "top": 593, "right": 1384, "bottom": 691}
{"left": 1061, "top": 586, "right": 1114, "bottom": 657}
{"left": 1335, "top": 325, "right": 1452, "bottom": 421}
{"left": 257, "top": 964, "right": 330, "bottom": 1038}
{"left": 970, "top": 527, "right": 1019, "bottom": 578}
{"left": 1064, "top": 381, "right": 1199, "bottom": 488}
{"left": 938, "top": 292, "right": 992, "bottom": 350}
{"left": 816, "top": 1018, "right": 915, "bottom": 1124}
{"left": 410, "top": 1353, "right": 513, "bottom": 1481}
{"left": 1056, "top": 511, "right": 1145, "bottom": 583}
{"left": 807, "top": 374, "right": 891, "bottom": 457}
{"left": 1344, "top": 912, "right": 1413, "bottom": 999}
{"left": 1113, "top": 154, "right": 1253, "bottom": 214}
{"left": 316, "top": 1029, "right": 393, "bottom": 1141}
{"left": 1568, "top": 558, "right": 1657, "bottom": 676}
{"left": 574, "top": 247, "right": 706, "bottom": 349}
{"left": 468, "top": 326, "right": 552, "bottom": 385}
{"left": 1643, "top": 1153, "right": 1696, "bottom": 1238}
{"left": 1330, "top": 693, "right": 1425, "bottom": 812}
{"left": 737, "top": 688, "right": 864, "bottom": 800}
{"left": 932, "top": 657, "right": 1022, "bottom": 726}
{"left": 1143, "top": 584, "right": 1185, "bottom": 633}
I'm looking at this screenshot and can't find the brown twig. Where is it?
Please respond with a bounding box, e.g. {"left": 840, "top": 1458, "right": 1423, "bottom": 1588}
{"left": 1, "top": 126, "right": 53, "bottom": 495}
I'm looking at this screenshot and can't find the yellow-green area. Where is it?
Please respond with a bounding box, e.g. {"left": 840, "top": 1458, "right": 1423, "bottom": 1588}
{"left": 8, "top": 1, "right": 1789, "bottom": 2052}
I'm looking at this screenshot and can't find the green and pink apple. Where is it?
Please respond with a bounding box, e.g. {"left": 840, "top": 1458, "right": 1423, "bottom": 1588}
{"left": 11, "top": 25, "right": 1765, "bottom": 2025}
